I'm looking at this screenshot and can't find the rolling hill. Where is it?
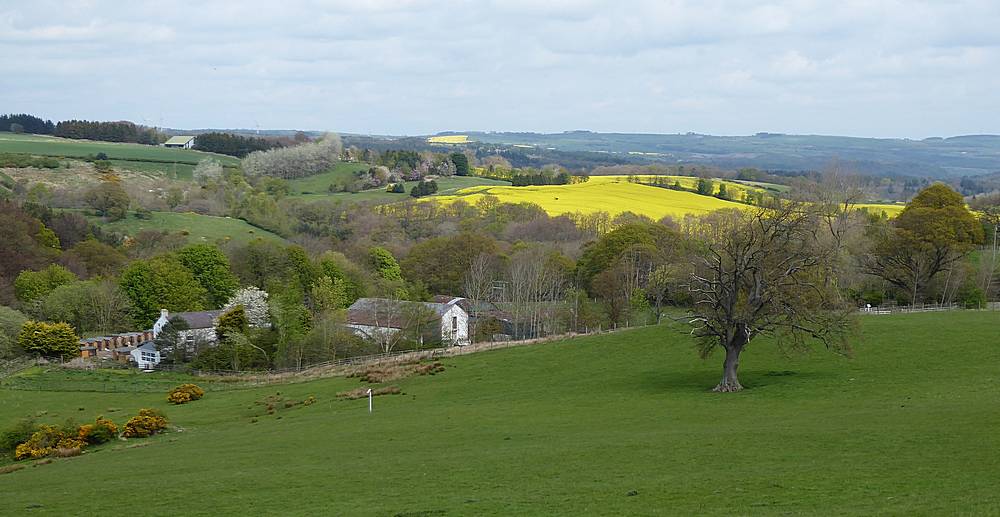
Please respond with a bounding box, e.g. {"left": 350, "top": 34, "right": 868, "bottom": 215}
{"left": 1, "top": 312, "right": 999, "bottom": 514}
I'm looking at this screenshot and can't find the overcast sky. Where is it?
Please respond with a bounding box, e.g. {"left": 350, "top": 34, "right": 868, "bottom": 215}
{"left": 3, "top": 1, "right": 999, "bottom": 138}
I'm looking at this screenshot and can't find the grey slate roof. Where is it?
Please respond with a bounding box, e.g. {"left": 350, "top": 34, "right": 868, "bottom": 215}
{"left": 347, "top": 298, "right": 458, "bottom": 328}
{"left": 173, "top": 310, "right": 223, "bottom": 329}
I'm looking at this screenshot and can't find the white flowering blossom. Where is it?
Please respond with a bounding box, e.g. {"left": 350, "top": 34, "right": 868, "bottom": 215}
{"left": 221, "top": 286, "right": 271, "bottom": 327}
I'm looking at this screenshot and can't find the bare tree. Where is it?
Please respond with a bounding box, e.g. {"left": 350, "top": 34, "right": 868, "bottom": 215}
{"left": 463, "top": 253, "right": 497, "bottom": 341}
{"left": 685, "top": 206, "right": 853, "bottom": 392}
{"left": 506, "top": 247, "right": 566, "bottom": 339}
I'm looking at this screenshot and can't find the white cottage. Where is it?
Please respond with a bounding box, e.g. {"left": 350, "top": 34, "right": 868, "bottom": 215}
{"left": 153, "top": 309, "right": 223, "bottom": 348}
{"left": 346, "top": 298, "right": 470, "bottom": 346}
{"left": 130, "top": 342, "right": 161, "bottom": 370}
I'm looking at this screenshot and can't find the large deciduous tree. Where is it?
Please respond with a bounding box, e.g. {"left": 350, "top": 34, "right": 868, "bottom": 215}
{"left": 119, "top": 256, "right": 208, "bottom": 327}
{"left": 865, "top": 184, "right": 983, "bottom": 303}
{"left": 176, "top": 244, "right": 239, "bottom": 307}
{"left": 686, "top": 206, "right": 853, "bottom": 392}
{"left": 17, "top": 320, "right": 79, "bottom": 359}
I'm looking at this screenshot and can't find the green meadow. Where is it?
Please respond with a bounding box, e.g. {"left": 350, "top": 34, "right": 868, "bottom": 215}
{"left": 84, "top": 211, "right": 285, "bottom": 245}
{"left": 0, "top": 132, "right": 239, "bottom": 175}
{"left": 2, "top": 311, "right": 999, "bottom": 515}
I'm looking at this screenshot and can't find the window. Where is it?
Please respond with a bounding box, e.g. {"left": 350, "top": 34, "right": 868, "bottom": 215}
{"left": 452, "top": 316, "right": 458, "bottom": 332}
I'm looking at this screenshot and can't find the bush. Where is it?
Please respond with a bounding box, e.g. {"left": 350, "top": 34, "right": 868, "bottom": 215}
{"left": 14, "top": 425, "right": 67, "bottom": 460}
{"left": 122, "top": 409, "right": 168, "bottom": 438}
{"left": 77, "top": 416, "right": 118, "bottom": 445}
{"left": 167, "top": 384, "right": 205, "bottom": 405}
{"left": 0, "top": 419, "right": 40, "bottom": 456}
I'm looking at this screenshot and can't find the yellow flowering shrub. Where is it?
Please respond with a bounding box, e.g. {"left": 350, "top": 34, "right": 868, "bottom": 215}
{"left": 14, "top": 425, "right": 66, "bottom": 460}
{"left": 122, "top": 409, "right": 168, "bottom": 438}
{"left": 167, "top": 384, "right": 205, "bottom": 405}
{"left": 78, "top": 416, "right": 118, "bottom": 445}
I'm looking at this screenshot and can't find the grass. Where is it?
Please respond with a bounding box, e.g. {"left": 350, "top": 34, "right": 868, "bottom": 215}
{"left": 286, "top": 162, "right": 373, "bottom": 194}
{"left": 1, "top": 311, "right": 999, "bottom": 514}
{"left": 427, "top": 134, "right": 471, "bottom": 144}
{"left": 291, "top": 175, "right": 508, "bottom": 203}
{"left": 84, "top": 211, "right": 285, "bottom": 245}
{"left": 437, "top": 175, "right": 749, "bottom": 219}
{"left": 0, "top": 132, "right": 239, "bottom": 177}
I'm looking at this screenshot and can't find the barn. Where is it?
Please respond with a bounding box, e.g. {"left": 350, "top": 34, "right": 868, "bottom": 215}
{"left": 346, "top": 298, "right": 470, "bottom": 346}
{"left": 163, "top": 135, "right": 196, "bottom": 149}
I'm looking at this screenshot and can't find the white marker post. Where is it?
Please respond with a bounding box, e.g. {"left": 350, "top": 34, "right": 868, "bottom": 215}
{"left": 367, "top": 388, "right": 373, "bottom": 413}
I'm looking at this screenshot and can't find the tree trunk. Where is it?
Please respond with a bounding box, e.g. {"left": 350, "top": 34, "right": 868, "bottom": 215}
{"left": 713, "top": 344, "right": 744, "bottom": 392}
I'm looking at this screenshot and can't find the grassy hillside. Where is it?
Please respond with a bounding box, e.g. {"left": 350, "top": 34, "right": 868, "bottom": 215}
{"left": 2, "top": 311, "right": 999, "bottom": 515}
{"left": 437, "top": 175, "right": 749, "bottom": 219}
{"left": 0, "top": 132, "right": 239, "bottom": 178}
{"left": 286, "top": 162, "right": 373, "bottom": 194}
{"left": 291, "top": 175, "right": 509, "bottom": 203}
{"left": 85, "top": 211, "right": 284, "bottom": 245}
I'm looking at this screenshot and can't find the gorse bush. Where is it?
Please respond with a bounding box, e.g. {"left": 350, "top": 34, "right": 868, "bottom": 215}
{"left": 122, "top": 409, "right": 168, "bottom": 438}
{"left": 78, "top": 416, "right": 118, "bottom": 445}
{"left": 167, "top": 383, "right": 205, "bottom": 404}
{"left": 14, "top": 425, "right": 72, "bottom": 460}
{"left": 0, "top": 419, "right": 40, "bottom": 457}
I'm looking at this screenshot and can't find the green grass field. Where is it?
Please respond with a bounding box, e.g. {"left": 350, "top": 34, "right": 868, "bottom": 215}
{"left": 85, "top": 211, "right": 284, "bottom": 245}
{"left": 0, "top": 132, "right": 239, "bottom": 176}
{"left": 286, "top": 162, "right": 373, "bottom": 194}
{"left": 2, "top": 311, "right": 998, "bottom": 515}
{"left": 291, "top": 175, "right": 509, "bottom": 203}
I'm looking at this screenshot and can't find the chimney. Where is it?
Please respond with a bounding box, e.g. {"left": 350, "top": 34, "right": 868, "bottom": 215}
{"left": 160, "top": 309, "right": 169, "bottom": 319}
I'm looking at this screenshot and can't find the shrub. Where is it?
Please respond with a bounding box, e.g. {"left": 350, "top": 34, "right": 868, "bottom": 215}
{"left": 14, "top": 425, "right": 67, "bottom": 460}
{"left": 122, "top": 409, "right": 168, "bottom": 438}
{"left": 0, "top": 419, "right": 40, "bottom": 456}
{"left": 78, "top": 416, "right": 117, "bottom": 445}
{"left": 167, "top": 383, "right": 205, "bottom": 404}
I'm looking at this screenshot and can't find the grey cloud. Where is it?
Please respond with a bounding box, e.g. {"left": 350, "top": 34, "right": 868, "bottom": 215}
{"left": 1, "top": 0, "right": 999, "bottom": 137}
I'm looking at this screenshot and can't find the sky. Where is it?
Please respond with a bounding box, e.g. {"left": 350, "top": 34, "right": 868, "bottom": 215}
{"left": 2, "top": 0, "right": 1000, "bottom": 138}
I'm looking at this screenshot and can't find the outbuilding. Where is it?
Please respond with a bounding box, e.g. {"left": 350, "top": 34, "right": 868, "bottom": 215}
{"left": 163, "top": 135, "right": 196, "bottom": 149}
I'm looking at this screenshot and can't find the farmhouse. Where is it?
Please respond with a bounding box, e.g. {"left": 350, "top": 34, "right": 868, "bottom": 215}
{"left": 153, "top": 308, "right": 223, "bottom": 347}
{"left": 347, "top": 298, "right": 470, "bottom": 346}
{"left": 163, "top": 135, "right": 196, "bottom": 149}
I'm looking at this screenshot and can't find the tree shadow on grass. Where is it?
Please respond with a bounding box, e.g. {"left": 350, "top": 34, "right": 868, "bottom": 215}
{"left": 634, "top": 368, "right": 834, "bottom": 395}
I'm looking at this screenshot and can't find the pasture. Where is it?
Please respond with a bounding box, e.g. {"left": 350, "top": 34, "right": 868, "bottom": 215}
{"left": 0, "top": 132, "right": 239, "bottom": 177}
{"left": 2, "top": 311, "right": 998, "bottom": 515}
{"left": 290, "top": 175, "right": 508, "bottom": 203}
{"left": 84, "top": 211, "right": 285, "bottom": 245}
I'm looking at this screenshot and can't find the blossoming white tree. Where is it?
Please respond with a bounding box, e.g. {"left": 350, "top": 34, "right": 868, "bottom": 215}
{"left": 221, "top": 287, "right": 271, "bottom": 328}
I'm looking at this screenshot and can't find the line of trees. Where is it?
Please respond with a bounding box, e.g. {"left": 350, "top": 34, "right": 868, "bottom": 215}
{"left": 193, "top": 132, "right": 284, "bottom": 157}
{"left": 0, "top": 114, "right": 55, "bottom": 135}
{"left": 54, "top": 120, "right": 164, "bottom": 145}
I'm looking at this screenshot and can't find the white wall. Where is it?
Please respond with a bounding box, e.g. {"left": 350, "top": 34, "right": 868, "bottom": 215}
{"left": 440, "top": 305, "right": 469, "bottom": 345}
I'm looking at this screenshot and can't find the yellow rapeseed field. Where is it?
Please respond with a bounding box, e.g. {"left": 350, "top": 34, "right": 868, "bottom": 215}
{"left": 434, "top": 175, "right": 906, "bottom": 220}
{"left": 427, "top": 135, "right": 470, "bottom": 144}
{"left": 435, "top": 176, "right": 749, "bottom": 219}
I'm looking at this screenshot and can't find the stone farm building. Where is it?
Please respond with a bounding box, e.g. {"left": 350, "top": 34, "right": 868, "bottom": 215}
{"left": 153, "top": 309, "right": 223, "bottom": 349}
{"left": 347, "top": 298, "right": 470, "bottom": 346}
{"left": 163, "top": 135, "right": 196, "bottom": 149}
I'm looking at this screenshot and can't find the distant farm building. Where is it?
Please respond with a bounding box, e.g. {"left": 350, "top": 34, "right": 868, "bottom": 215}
{"left": 163, "top": 135, "right": 196, "bottom": 149}
{"left": 346, "top": 298, "right": 470, "bottom": 346}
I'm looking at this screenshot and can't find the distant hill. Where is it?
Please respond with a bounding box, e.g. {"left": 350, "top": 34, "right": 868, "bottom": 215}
{"left": 465, "top": 131, "right": 1000, "bottom": 178}
{"left": 162, "top": 127, "right": 1000, "bottom": 179}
